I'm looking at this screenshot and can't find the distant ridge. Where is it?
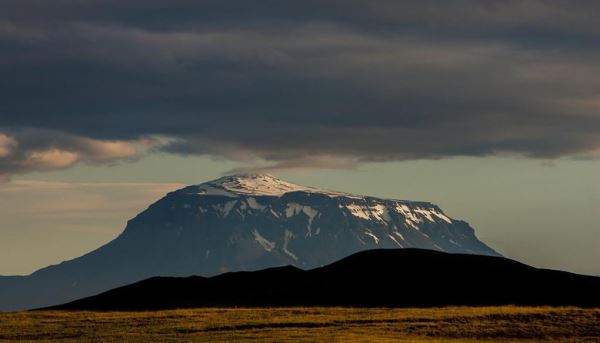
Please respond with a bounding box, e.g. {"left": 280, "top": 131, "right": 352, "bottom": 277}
{"left": 49, "top": 249, "right": 600, "bottom": 311}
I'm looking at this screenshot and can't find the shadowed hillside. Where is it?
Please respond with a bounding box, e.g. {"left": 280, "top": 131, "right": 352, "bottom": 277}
{"left": 50, "top": 249, "right": 600, "bottom": 311}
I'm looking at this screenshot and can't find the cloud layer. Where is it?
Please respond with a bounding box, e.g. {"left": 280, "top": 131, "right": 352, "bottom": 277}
{"left": 1, "top": 0, "right": 599, "bottom": 176}
{"left": 0, "top": 129, "right": 150, "bottom": 180}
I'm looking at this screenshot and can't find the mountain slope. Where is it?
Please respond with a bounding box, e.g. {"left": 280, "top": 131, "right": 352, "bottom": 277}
{"left": 50, "top": 249, "right": 600, "bottom": 310}
{"left": 1, "top": 174, "right": 498, "bottom": 311}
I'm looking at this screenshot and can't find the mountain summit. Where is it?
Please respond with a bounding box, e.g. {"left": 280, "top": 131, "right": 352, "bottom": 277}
{"left": 189, "top": 173, "right": 359, "bottom": 197}
{"left": 0, "top": 174, "right": 499, "bottom": 311}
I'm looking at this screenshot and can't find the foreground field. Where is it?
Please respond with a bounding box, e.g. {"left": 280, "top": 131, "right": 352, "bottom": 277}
{"left": 1, "top": 306, "right": 599, "bottom": 342}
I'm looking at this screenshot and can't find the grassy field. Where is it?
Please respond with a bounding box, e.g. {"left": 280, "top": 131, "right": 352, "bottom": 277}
{"left": 1, "top": 306, "right": 599, "bottom": 342}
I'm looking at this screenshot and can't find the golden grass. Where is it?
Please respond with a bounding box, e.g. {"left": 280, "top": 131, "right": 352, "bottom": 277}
{"left": 1, "top": 306, "right": 599, "bottom": 342}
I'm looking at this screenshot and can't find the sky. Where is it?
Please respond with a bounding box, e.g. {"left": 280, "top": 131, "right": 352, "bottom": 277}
{"left": 0, "top": 1, "right": 599, "bottom": 275}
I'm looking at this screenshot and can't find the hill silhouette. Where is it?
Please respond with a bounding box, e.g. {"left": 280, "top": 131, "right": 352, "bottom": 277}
{"left": 48, "top": 249, "right": 600, "bottom": 311}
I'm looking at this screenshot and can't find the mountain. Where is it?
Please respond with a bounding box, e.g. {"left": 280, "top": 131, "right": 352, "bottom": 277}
{"left": 49, "top": 249, "right": 600, "bottom": 310}
{"left": 0, "top": 174, "right": 498, "bottom": 311}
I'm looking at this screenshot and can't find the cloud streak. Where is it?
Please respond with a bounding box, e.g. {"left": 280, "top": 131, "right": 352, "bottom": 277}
{"left": 1, "top": 0, "right": 599, "bottom": 175}
{"left": 0, "top": 129, "right": 152, "bottom": 181}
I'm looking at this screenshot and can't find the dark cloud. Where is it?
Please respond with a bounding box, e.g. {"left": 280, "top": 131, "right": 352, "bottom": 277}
{"left": 0, "top": 129, "right": 149, "bottom": 181}
{"left": 1, "top": 0, "right": 600, "bottom": 176}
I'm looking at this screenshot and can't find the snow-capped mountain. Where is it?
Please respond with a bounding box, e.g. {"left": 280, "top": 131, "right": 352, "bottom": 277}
{"left": 163, "top": 173, "right": 499, "bottom": 273}
{"left": 0, "top": 174, "right": 499, "bottom": 311}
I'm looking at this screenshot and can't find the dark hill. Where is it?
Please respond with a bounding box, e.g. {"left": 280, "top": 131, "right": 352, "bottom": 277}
{"left": 48, "top": 249, "right": 600, "bottom": 311}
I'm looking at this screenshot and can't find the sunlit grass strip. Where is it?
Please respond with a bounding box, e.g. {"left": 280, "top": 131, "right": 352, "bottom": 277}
{"left": 0, "top": 306, "right": 599, "bottom": 342}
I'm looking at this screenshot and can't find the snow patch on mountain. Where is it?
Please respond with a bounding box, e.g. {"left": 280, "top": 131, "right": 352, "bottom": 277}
{"left": 246, "top": 197, "right": 266, "bottom": 210}
{"left": 223, "top": 201, "right": 237, "bottom": 217}
{"left": 388, "top": 234, "right": 403, "bottom": 247}
{"left": 285, "top": 203, "right": 303, "bottom": 218}
{"left": 344, "top": 201, "right": 431, "bottom": 225}
{"left": 365, "top": 231, "right": 380, "bottom": 244}
{"left": 395, "top": 204, "right": 421, "bottom": 223}
{"left": 413, "top": 207, "right": 453, "bottom": 224}
{"left": 285, "top": 203, "right": 318, "bottom": 235}
{"left": 253, "top": 230, "right": 275, "bottom": 252}
{"left": 283, "top": 229, "right": 298, "bottom": 261}
{"left": 370, "top": 204, "right": 391, "bottom": 222}
{"left": 431, "top": 210, "right": 453, "bottom": 223}
{"left": 346, "top": 204, "right": 371, "bottom": 220}
{"left": 394, "top": 230, "right": 405, "bottom": 241}
{"left": 303, "top": 206, "right": 318, "bottom": 236}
